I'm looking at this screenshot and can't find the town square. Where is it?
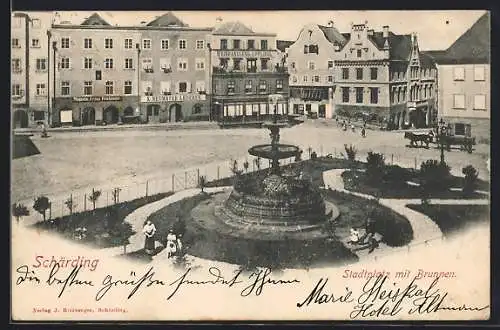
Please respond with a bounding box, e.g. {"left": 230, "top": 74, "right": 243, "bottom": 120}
{"left": 12, "top": 10, "right": 490, "bottom": 276}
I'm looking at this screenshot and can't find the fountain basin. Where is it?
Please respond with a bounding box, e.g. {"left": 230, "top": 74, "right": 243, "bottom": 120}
{"left": 248, "top": 144, "right": 300, "bottom": 159}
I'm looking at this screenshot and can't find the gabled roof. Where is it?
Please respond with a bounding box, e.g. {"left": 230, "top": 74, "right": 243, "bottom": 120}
{"left": 427, "top": 12, "right": 490, "bottom": 64}
{"left": 276, "top": 40, "right": 294, "bottom": 52}
{"left": 317, "top": 25, "right": 347, "bottom": 46}
{"left": 146, "top": 12, "right": 188, "bottom": 27}
{"left": 212, "top": 21, "right": 255, "bottom": 36}
{"left": 387, "top": 33, "right": 413, "bottom": 61}
{"left": 81, "top": 13, "right": 110, "bottom": 26}
{"left": 419, "top": 51, "right": 437, "bottom": 68}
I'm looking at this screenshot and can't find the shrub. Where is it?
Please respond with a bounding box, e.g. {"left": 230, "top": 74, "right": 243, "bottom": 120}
{"left": 383, "top": 165, "right": 412, "bottom": 186}
{"left": 366, "top": 152, "right": 385, "bottom": 183}
{"left": 371, "top": 206, "right": 413, "bottom": 246}
{"left": 311, "top": 151, "right": 318, "bottom": 160}
{"left": 462, "top": 165, "right": 479, "bottom": 195}
{"left": 344, "top": 144, "right": 357, "bottom": 161}
{"left": 419, "top": 160, "right": 452, "bottom": 195}
{"left": 33, "top": 196, "right": 50, "bottom": 221}
{"left": 12, "top": 203, "right": 29, "bottom": 223}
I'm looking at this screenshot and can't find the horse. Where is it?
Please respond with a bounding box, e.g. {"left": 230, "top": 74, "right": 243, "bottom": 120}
{"left": 404, "top": 132, "right": 432, "bottom": 148}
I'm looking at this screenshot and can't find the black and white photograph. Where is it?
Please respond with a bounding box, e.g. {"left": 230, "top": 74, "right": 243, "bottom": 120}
{"left": 11, "top": 10, "right": 490, "bottom": 321}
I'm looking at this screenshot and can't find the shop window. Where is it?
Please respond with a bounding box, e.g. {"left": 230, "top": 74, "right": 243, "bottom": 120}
{"left": 34, "top": 111, "right": 45, "bottom": 121}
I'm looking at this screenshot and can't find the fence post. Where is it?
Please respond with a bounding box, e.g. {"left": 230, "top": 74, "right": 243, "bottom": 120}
{"left": 49, "top": 202, "right": 52, "bottom": 220}
{"left": 197, "top": 168, "right": 200, "bottom": 186}
{"left": 172, "top": 173, "right": 175, "bottom": 192}
{"left": 146, "top": 181, "right": 149, "bottom": 197}
{"left": 391, "top": 154, "right": 394, "bottom": 165}
{"left": 334, "top": 147, "right": 336, "bottom": 158}
{"left": 217, "top": 166, "right": 220, "bottom": 181}
{"left": 61, "top": 202, "right": 63, "bottom": 217}
{"left": 84, "top": 194, "right": 87, "bottom": 211}
{"left": 106, "top": 191, "right": 109, "bottom": 206}
{"left": 184, "top": 171, "right": 187, "bottom": 189}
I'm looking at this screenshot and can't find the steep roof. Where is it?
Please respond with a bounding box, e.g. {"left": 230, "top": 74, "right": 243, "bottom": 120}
{"left": 276, "top": 40, "right": 294, "bottom": 52}
{"left": 81, "top": 13, "right": 110, "bottom": 26}
{"left": 146, "top": 12, "right": 188, "bottom": 27}
{"left": 419, "top": 51, "right": 437, "bottom": 68}
{"left": 212, "top": 21, "right": 256, "bottom": 35}
{"left": 318, "top": 25, "right": 347, "bottom": 46}
{"left": 427, "top": 12, "right": 490, "bottom": 64}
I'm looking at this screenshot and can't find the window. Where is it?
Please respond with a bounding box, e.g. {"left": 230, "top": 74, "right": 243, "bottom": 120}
{"left": 31, "top": 39, "right": 40, "bottom": 48}
{"left": 104, "top": 38, "right": 113, "bottom": 49}
{"left": 304, "top": 45, "right": 309, "bottom": 54}
{"left": 95, "top": 70, "right": 102, "bottom": 80}
{"left": 179, "top": 82, "right": 188, "bottom": 93}
{"left": 328, "top": 60, "right": 334, "bottom": 69}
{"left": 219, "top": 58, "right": 228, "bottom": 69}
{"left": 291, "top": 62, "right": 296, "bottom": 69}
{"left": 35, "top": 83, "right": 46, "bottom": 96}
{"left": 61, "top": 37, "right": 70, "bottom": 48}
{"left": 124, "top": 81, "right": 132, "bottom": 95}
{"left": 221, "top": 39, "right": 228, "bottom": 50}
{"left": 124, "top": 38, "right": 133, "bottom": 49}
{"left": 357, "top": 49, "right": 362, "bottom": 58}
{"left": 11, "top": 38, "right": 20, "bottom": 48}
{"left": 84, "top": 38, "right": 92, "bottom": 49}
{"left": 370, "top": 68, "right": 378, "bottom": 80}
{"left": 474, "top": 66, "right": 485, "bottom": 81}
{"left": 12, "top": 84, "right": 22, "bottom": 96}
{"left": 60, "top": 57, "right": 70, "bottom": 69}
{"left": 259, "top": 80, "right": 267, "bottom": 92}
{"left": 233, "top": 58, "right": 241, "bottom": 70}
{"left": 83, "top": 81, "right": 93, "bottom": 95}
{"left": 454, "top": 123, "right": 466, "bottom": 136}
{"left": 247, "top": 40, "right": 255, "bottom": 50}
{"left": 160, "top": 58, "right": 172, "bottom": 72}
{"left": 342, "top": 87, "right": 350, "bottom": 103}
{"left": 356, "top": 68, "right": 363, "bottom": 80}
{"left": 308, "top": 61, "right": 315, "bottom": 70}
{"left": 178, "top": 39, "right": 186, "bottom": 49}
{"left": 178, "top": 58, "right": 188, "bottom": 71}
{"left": 261, "top": 40, "right": 268, "bottom": 50}
{"left": 453, "top": 67, "right": 465, "bottom": 81}
{"left": 34, "top": 111, "right": 45, "bottom": 121}
{"left": 261, "top": 58, "right": 269, "bottom": 70}
{"left": 308, "top": 44, "right": 318, "bottom": 54}
{"left": 247, "top": 59, "right": 257, "bottom": 73}
{"left": 160, "top": 81, "right": 171, "bottom": 94}
{"left": 105, "top": 58, "right": 114, "bottom": 69}
{"left": 474, "top": 95, "right": 486, "bottom": 110}
{"left": 84, "top": 57, "right": 93, "bottom": 69}
{"left": 370, "top": 87, "right": 379, "bottom": 104}
{"left": 125, "top": 58, "right": 133, "bottom": 69}
{"left": 142, "top": 58, "right": 153, "bottom": 72}
{"left": 142, "top": 39, "right": 151, "bottom": 49}
{"left": 292, "top": 76, "right": 298, "bottom": 83}
{"left": 276, "top": 79, "right": 283, "bottom": 90}
{"left": 195, "top": 58, "right": 205, "bottom": 70}
{"left": 342, "top": 68, "right": 349, "bottom": 80}
{"left": 196, "top": 40, "right": 204, "bottom": 49}
{"left": 161, "top": 39, "right": 169, "bottom": 50}
{"left": 453, "top": 94, "right": 465, "bottom": 109}
{"left": 105, "top": 81, "right": 114, "bottom": 95}
{"left": 31, "top": 18, "right": 41, "bottom": 28}
{"left": 192, "top": 104, "right": 203, "bottom": 114}
{"left": 61, "top": 81, "right": 70, "bottom": 95}
{"left": 303, "top": 76, "right": 308, "bottom": 82}
{"left": 34, "top": 58, "right": 46, "bottom": 71}
{"left": 233, "top": 39, "right": 241, "bottom": 50}
{"left": 327, "top": 75, "right": 333, "bottom": 83}
{"left": 313, "top": 76, "right": 320, "bottom": 83}
{"left": 245, "top": 80, "right": 253, "bottom": 93}
{"left": 355, "top": 87, "right": 363, "bottom": 103}
{"left": 227, "top": 80, "right": 235, "bottom": 94}
{"left": 195, "top": 81, "right": 206, "bottom": 93}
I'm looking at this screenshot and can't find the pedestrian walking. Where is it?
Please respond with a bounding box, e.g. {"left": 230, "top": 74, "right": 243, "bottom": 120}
{"left": 166, "top": 229, "right": 177, "bottom": 258}
{"left": 351, "top": 124, "right": 355, "bottom": 132}
{"left": 361, "top": 127, "right": 366, "bottom": 138}
{"left": 143, "top": 220, "right": 157, "bottom": 255}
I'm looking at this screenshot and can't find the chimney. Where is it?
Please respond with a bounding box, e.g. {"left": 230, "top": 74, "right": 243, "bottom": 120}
{"left": 215, "top": 17, "right": 223, "bottom": 29}
{"left": 367, "top": 29, "right": 374, "bottom": 36}
{"left": 383, "top": 25, "right": 389, "bottom": 38}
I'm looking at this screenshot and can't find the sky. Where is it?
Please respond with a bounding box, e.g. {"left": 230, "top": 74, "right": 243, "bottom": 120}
{"left": 22, "top": 10, "right": 487, "bottom": 51}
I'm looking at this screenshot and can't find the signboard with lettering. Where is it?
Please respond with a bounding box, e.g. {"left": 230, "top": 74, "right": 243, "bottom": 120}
{"left": 141, "top": 93, "right": 207, "bottom": 103}
{"left": 72, "top": 96, "right": 123, "bottom": 102}
{"left": 217, "top": 50, "right": 275, "bottom": 58}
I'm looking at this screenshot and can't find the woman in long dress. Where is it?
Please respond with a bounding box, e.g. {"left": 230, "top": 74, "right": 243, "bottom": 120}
{"left": 143, "top": 220, "right": 156, "bottom": 255}
{"left": 166, "top": 230, "right": 177, "bottom": 258}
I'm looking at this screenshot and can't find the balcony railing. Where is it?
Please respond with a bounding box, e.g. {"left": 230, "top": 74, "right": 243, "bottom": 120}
{"left": 212, "top": 65, "right": 288, "bottom": 74}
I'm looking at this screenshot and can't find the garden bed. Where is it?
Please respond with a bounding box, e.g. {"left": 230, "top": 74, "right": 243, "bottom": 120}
{"left": 32, "top": 192, "right": 173, "bottom": 248}
{"left": 342, "top": 170, "right": 488, "bottom": 199}
{"left": 406, "top": 204, "right": 490, "bottom": 237}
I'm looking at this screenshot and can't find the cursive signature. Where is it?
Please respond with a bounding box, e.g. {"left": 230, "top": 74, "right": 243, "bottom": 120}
{"left": 296, "top": 277, "right": 354, "bottom": 307}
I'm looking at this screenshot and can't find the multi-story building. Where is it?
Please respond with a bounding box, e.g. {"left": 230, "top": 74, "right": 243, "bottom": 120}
{"left": 138, "top": 12, "right": 212, "bottom": 123}
{"left": 11, "top": 12, "right": 51, "bottom": 128}
{"left": 209, "top": 20, "right": 289, "bottom": 125}
{"left": 334, "top": 23, "right": 437, "bottom": 129}
{"left": 50, "top": 13, "right": 142, "bottom": 126}
{"left": 427, "top": 12, "right": 490, "bottom": 140}
{"left": 285, "top": 22, "right": 346, "bottom": 119}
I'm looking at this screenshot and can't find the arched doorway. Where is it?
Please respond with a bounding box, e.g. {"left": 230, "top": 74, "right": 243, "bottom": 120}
{"left": 81, "top": 107, "right": 95, "bottom": 126}
{"left": 168, "top": 103, "right": 183, "bottom": 122}
{"left": 103, "top": 105, "right": 119, "bottom": 124}
{"left": 13, "top": 110, "right": 28, "bottom": 128}
{"left": 409, "top": 109, "right": 426, "bottom": 128}
{"left": 146, "top": 104, "right": 161, "bottom": 123}
{"left": 123, "top": 106, "right": 134, "bottom": 116}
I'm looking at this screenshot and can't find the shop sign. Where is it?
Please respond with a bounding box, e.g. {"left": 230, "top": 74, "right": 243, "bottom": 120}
{"left": 141, "top": 93, "right": 207, "bottom": 103}
{"left": 72, "top": 96, "right": 123, "bottom": 102}
{"left": 217, "top": 50, "right": 275, "bottom": 58}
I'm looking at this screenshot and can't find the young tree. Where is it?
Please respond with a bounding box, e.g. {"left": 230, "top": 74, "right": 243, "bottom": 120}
{"left": 366, "top": 152, "right": 385, "bottom": 183}
{"left": 243, "top": 160, "right": 249, "bottom": 173}
{"left": 111, "top": 188, "right": 122, "bottom": 205}
{"left": 88, "top": 188, "right": 102, "bottom": 210}
{"left": 462, "top": 165, "right": 479, "bottom": 196}
{"left": 33, "top": 196, "right": 50, "bottom": 221}
{"left": 198, "top": 175, "right": 207, "bottom": 193}
{"left": 254, "top": 157, "right": 262, "bottom": 170}
{"left": 12, "top": 203, "right": 29, "bottom": 224}
{"left": 64, "top": 194, "right": 77, "bottom": 216}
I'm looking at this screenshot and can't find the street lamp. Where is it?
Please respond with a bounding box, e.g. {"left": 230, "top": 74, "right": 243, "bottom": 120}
{"left": 52, "top": 41, "right": 57, "bottom": 127}
{"left": 438, "top": 118, "right": 446, "bottom": 164}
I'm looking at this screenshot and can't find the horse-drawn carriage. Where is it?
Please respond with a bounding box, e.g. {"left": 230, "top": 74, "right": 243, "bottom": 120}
{"left": 404, "top": 122, "right": 475, "bottom": 153}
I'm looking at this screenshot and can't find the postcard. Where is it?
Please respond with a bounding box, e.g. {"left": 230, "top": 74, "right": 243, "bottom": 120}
{"left": 11, "top": 10, "right": 491, "bottom": 321}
